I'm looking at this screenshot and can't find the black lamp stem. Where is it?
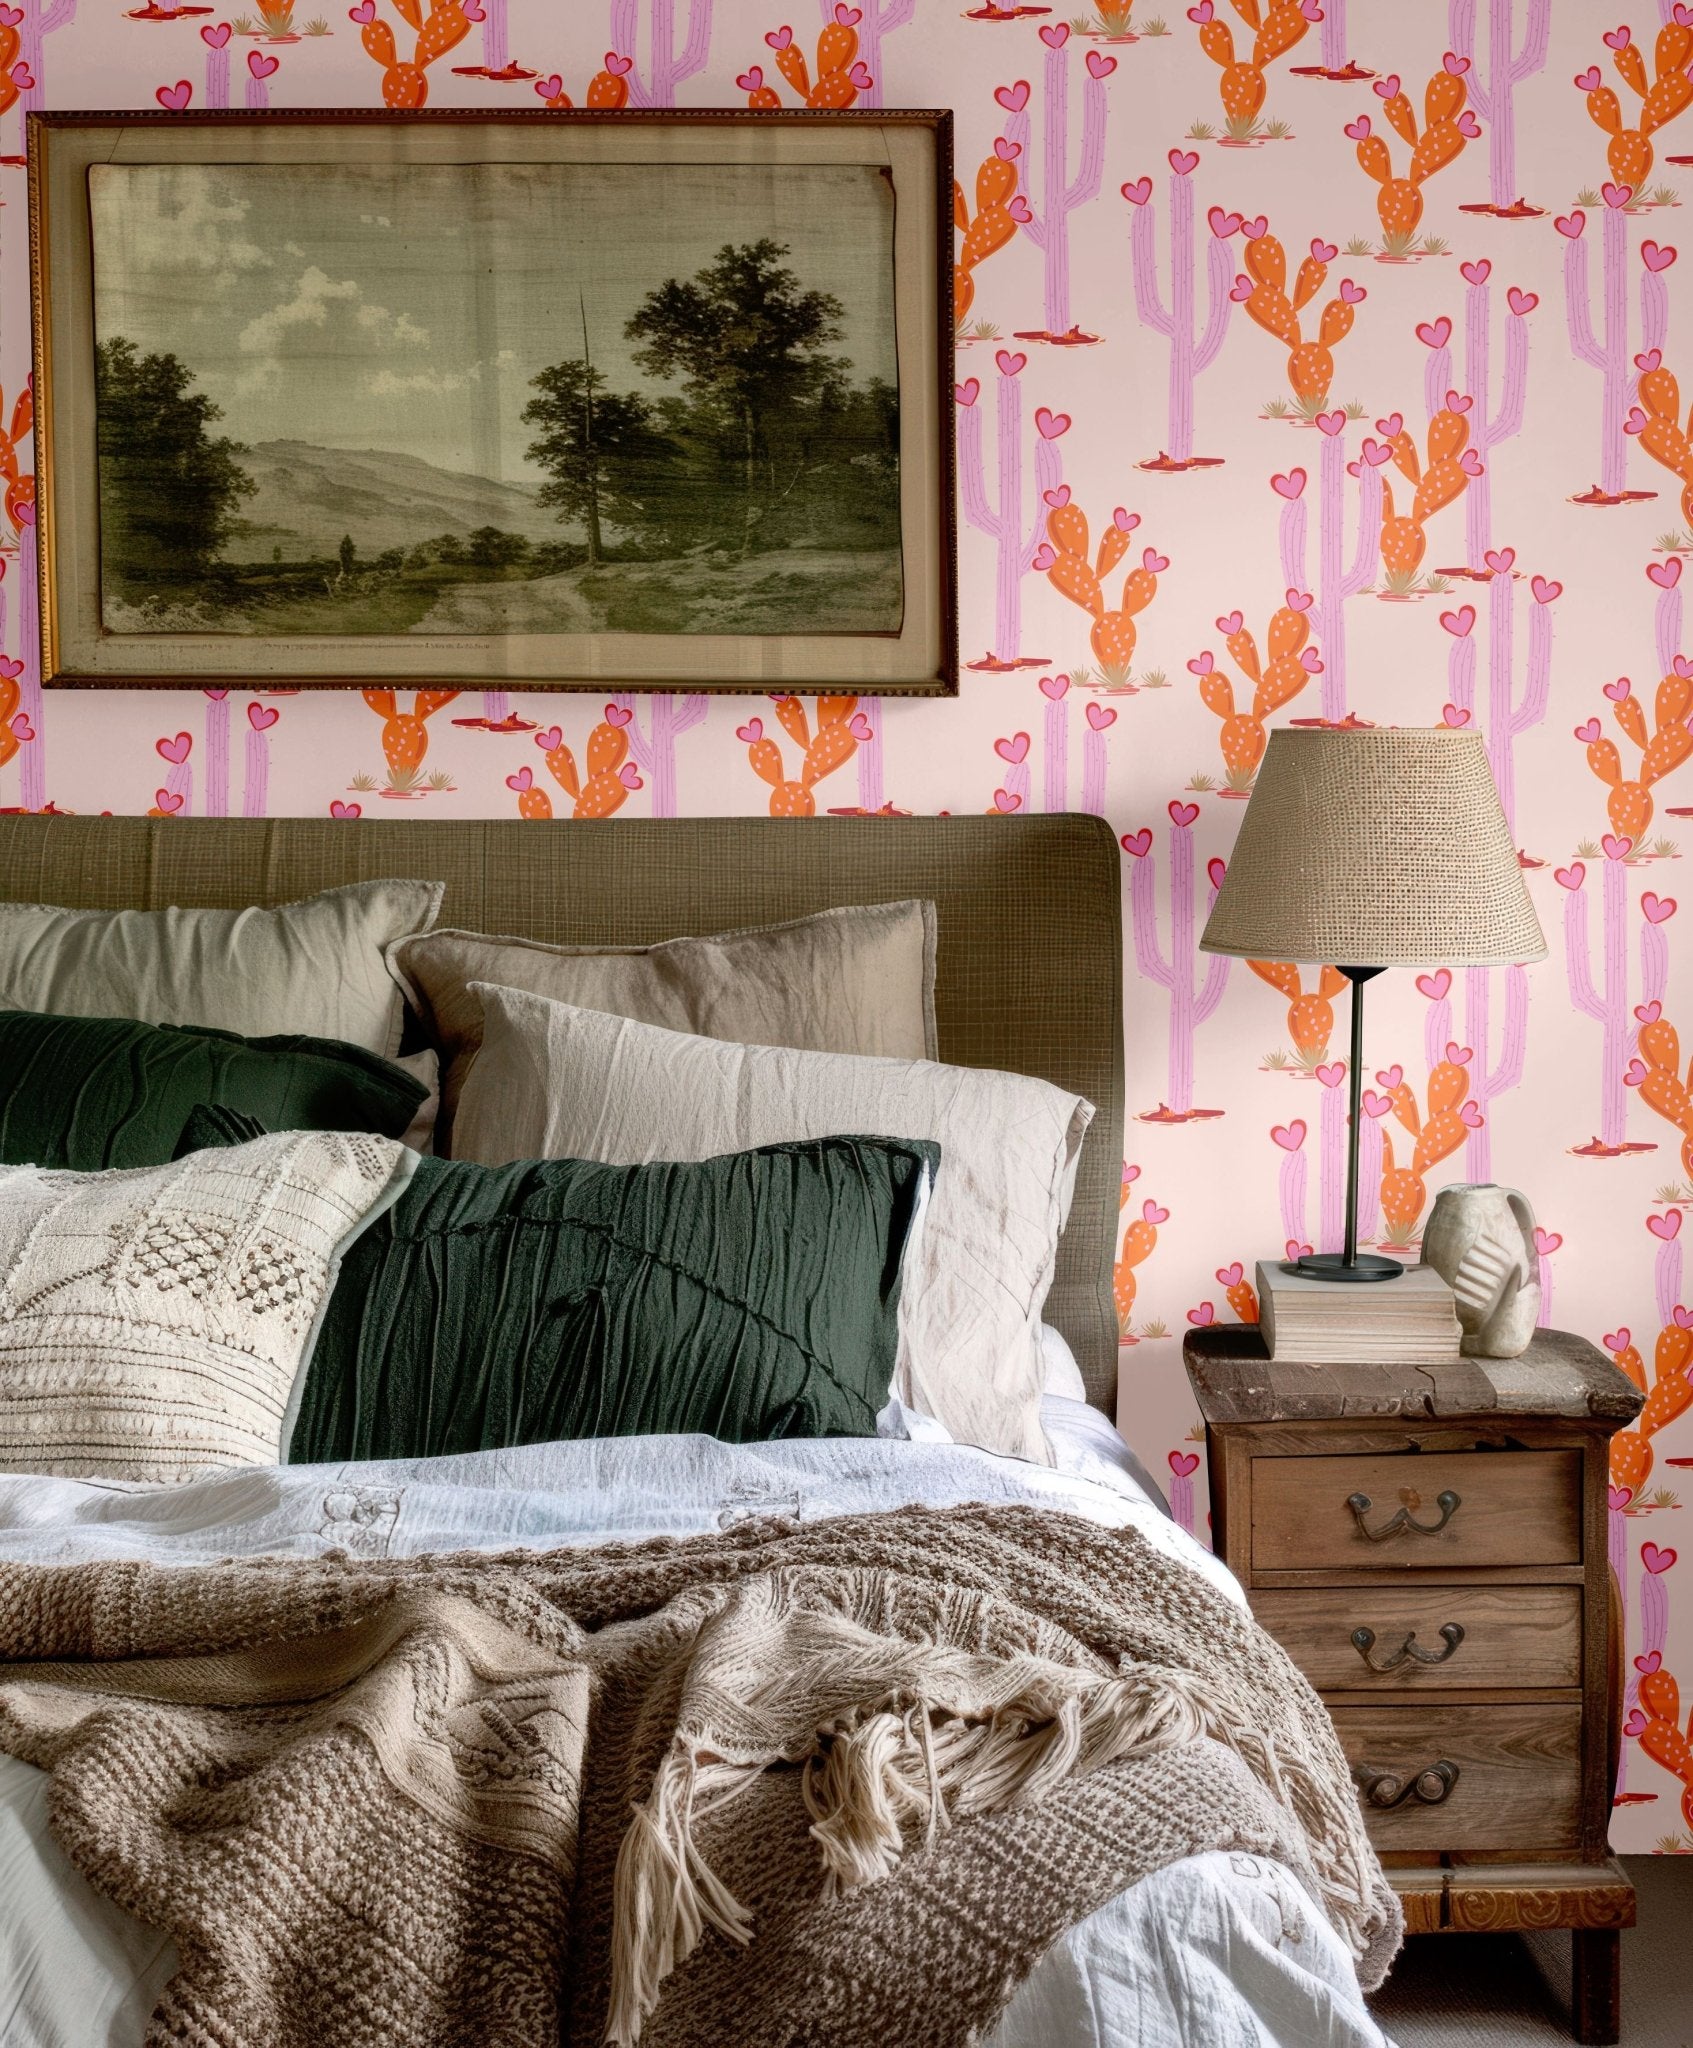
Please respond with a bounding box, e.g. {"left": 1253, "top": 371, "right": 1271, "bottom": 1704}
{"left": 1293, "top": 966, "right": 1400, "bottom": 1283}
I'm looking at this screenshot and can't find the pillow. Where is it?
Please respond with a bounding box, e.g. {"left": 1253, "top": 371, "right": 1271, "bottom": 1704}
{"left": 385, "top": 899, "right": 937, "bottom": 1149}
{"left": 0, "top": 880, "right": 443, "bottom": 1059}
{"left": 1039, "top": 1322, "right": 1089, "bottom": 1403}
{"left": 287, "top": 1136, "right": 934, "bottom": 1465}
{"left": 452, "top": 985, "right": 1093, "bottom": 1466}
{"left": 0, "top": 1010, "right": 428, "bottom": 1171}
{"left": 0, "top": 1129, "right": 404, "bottom": 1482}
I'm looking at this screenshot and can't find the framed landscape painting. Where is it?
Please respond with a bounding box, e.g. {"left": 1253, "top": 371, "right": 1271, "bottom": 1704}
{"left": 29, "top": 108, "right": 954, "bottom": 694}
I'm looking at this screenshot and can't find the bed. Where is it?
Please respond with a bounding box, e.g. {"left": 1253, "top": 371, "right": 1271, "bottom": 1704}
{"left": 0, "top": 812, "right": 1396, "bottom": 2048}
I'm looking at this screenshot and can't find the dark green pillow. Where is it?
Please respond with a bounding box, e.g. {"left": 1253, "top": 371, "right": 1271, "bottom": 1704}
{"left": 287, "top": 1135, "right": 935, "bottom": 1463}
{"left": 0, "top": 1009, "right": 427, "bottom": 1171}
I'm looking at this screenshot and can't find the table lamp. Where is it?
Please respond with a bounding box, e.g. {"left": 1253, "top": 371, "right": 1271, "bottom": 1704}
{"left": 1199, "top": 727, "right": 1546, "bottom": 1282}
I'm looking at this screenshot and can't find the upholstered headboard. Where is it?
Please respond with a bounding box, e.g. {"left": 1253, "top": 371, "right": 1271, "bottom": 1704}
{"left": 0, "top": 813, "right": 1125, "bottom": 1406}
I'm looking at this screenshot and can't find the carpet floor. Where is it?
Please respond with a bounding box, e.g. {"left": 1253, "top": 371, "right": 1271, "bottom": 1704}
{"left": 1368, "top": 1858, "right": 1692, "bottom": 2047}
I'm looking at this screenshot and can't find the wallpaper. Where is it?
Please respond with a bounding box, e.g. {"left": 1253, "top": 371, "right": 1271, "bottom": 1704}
{"left": 1, "top": 0, "right": 1691, "bottom": 1853}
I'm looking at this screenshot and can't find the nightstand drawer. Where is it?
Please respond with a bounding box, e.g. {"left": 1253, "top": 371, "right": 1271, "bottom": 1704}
{"left": 1254, "top": 1586, "right": 1582, "bottom": 1690}
{"left": 1252, "top": 1451, "right": 1581, "bottom": 1571}
{"left": 1331, "top": 1704, "right": 1582, "bottom": 1852}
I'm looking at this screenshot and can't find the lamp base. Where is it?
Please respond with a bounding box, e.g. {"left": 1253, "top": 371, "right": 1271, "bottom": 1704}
{"left": 1292, "top": 1251, "right": 1405, "bottom": 1284}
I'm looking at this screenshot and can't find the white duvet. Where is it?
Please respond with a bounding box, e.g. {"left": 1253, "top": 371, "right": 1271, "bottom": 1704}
{"left": 0, "top": 1399, "right": 1392, "bottom": 2048}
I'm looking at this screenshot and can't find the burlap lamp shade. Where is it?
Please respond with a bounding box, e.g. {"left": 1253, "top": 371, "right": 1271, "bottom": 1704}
{"left": 1200, "top": 728, "right": 1545, "bottom": 1281}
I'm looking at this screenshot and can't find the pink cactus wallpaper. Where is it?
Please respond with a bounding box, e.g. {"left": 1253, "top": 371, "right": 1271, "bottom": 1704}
{"left": 2, "top": 0, "right": 1693, "bottom": 1851}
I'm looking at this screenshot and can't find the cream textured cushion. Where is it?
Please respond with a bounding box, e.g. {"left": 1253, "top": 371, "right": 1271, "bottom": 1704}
{"left": 0, "top": 1130, "right": 404, "bottom": 1482}
{"left": 453, "top": 984, "right": 1092, "bottom": 1466}
{"left": 386, "top": 900, "right": 937, "bottom": 1149}
{"left": 0, "top": 881, "right": 444, "bottom": 1059}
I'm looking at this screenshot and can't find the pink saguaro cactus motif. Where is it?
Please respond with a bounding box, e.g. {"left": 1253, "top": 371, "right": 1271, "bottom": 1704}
{"left": 1039, "top": 672, "right": 1069, "bottom": 812}
{"left": 609, "top": 693, "right": 709, "bottom": 818}
{"left": 1563, "top": 814, "right": 1673, "bottom": 1162}
{"left": 1081, "top": 698, "right": 1115, "bottom": 814}
{"left": 608, "top": 0, "right": 713, "bottom": 106}
{"left": 200, "top": 21, "right": 231, "bottom": 106}
{"left": 203, "top": 692, "right": 230, "bottom": 817}
{"left": 1166, "top": 1448, "right": 1198, "bottom": 1534}
{"left": 1273, "top": 423, "right": 1382, "bottom": 721}
{"left": 1123, "top": 166, "right": 1236, "bottom": 469}
{"left": 1002, "top": 26, "right": 1112, "bottom": 344}
{"left": 13, "top": 515, "right": 43, "bottom": 812}
{"left": 12, "top": 0, "right": 74, "bottom": 116}
{"left": 815, "top": 0, "right": 910, "bottom": 108}
{"left": 956, "top": 352, "right": 1063, "bottom": 671}
{"left": 1447, "top": 0, "right": 1550, "bottom": 217}
{"left": 1563, "top": 192, "right": 1673, "bottom": 508}
{"left": 990, "top": 723, "right": 1030, "bottom": 816}
{"left": 1123, "top": 810, "right": 1230, "bottom": 1122}
{"left": 1417, "top": 261, "right": 1534, "bottom": 572}
{"left": 244, "top": 46, "right": 277, "bottom": 107}
{"left": 1287, "top": 0, "right": 1370, "bottom": 84}
{"left": 152, "top": 729, "right": 192, "bottom": 818}
{"left": 1438, "top": 549, "right": 1555, "bottom": 834}
{"left": 243, "top": 700, "right": 278, "bottom": 819}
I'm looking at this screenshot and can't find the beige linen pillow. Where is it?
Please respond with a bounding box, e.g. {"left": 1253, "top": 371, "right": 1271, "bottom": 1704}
{"left": 454, "top": 983, "right": 1092, "bottom": 1466}
{"left": 387, "top": 900, "right": 938, "bottom": 1150}
{"left": 0, "top": 1129, "right": 405, "bottom": 1483}
{"left": 0, "top": 880, "right": 444, "bottom": 1059}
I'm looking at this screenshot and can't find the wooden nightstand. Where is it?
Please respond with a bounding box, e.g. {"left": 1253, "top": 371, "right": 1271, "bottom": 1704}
{"left": 1184, "top": 1324, "right": 1647, "bottom": 2047}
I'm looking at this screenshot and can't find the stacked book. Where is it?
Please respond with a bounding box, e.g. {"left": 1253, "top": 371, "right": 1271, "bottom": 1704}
{"left": 1254, "top": 1260, "right": 1461, "bottom": 1365}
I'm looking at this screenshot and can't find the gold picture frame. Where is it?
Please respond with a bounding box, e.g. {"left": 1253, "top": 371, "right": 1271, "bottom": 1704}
{"left": 29, "top": 107, "right": 955, "bottom": 695}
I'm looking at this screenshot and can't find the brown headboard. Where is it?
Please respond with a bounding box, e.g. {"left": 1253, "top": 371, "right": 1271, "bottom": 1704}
{"left": 0, "top": 813, "right": 1125, "bottom": 1406}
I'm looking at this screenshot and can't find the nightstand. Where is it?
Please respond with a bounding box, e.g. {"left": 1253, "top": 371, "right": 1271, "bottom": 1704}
{"left": 1184, "top": 1324, "right": 1647, "bottom": 2047}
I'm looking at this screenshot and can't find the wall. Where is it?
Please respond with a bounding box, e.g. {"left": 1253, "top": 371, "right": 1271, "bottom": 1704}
{"left": 1, "top": 0, "right": 1691, "bottom": 1850}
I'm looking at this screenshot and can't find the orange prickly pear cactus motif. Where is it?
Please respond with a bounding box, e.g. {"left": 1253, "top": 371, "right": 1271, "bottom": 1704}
{"left": 740, "top": 696, "right": 864, "bottom": 817}
{"left": 536, "top": 58, "right": 633, "bottom": 110}
{"left": 1378, "top": 1052, "right": 1481, "bottom": 1246}
{"left": 1036, "top": 501, "right": 1165, "bottom": 685}
{"left": 1633, "top": 354, "right": 1693, "bottom": 526}
{"left": 1635, "top": 1661, "right": 1693, "bottom": 1832}
{"left": 1607, "top": 1320, "right": 1693, "bottom": 1501}
{"left": 0, "top": 657, "right": 20, "bottom": 775}
{"left": 361, "top": 689, "right": 459, "bottom": 781}
{"left": 1248, "top": 961, "right": 1348, "bottom": 1063}
{"left": 1190, "top": 0, "right": 1314, "bottom": 129}
{"left": 1379, "top": 403, "right": 1477, "bottom": 581}
{"left": 1582, "top": 18, "right": 1693, "bottom": 194}
{"left": 0, "top": 382, "right": 35, "bottom": 534}
{"left": 1115, "top": 1168, "right": 1165, "bottom": 1338}
{"left": 742, "top": 8, "right": 871, "bottom": 109}
{"left": 1352, "top": 55, "right": 1477, "bottom": 248}
{"left": 1581, "top": 671, "right": 1693, "bottom": 846}
{"left": 356, "top": 0, "right": 474, "bottom": 110}
{"left": 513, "top": 714, "right": 641, "bottom": 820}
{"left": 1236, "top": 230, "right": 1361, "bottom": 407}
{"left": 955, "top": 139, "right": 1027, "bottom": 330}
{"left": 1216, "top": 1261, "right": 1259, "bottom": 1322}
{"left": 1192, "top": 598, "right": 1321, "bottom": 787}
{"left": 0, "top": 10, "right": 18, "bottom": 122}
{"left": 1635, "top": 1010, "right": 1693, "bottom": 1178}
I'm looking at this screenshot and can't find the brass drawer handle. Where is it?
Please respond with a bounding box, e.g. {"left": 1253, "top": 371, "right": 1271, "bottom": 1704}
{"left": 1346, "top": 1489, "right": 1461, "bottom": 1541}
{"left": 1349, "top": 1622, "right": 1465, "bottom": 1671}
{"left": 1353, "top": 1759, "right": 1461, "bottom": 1809}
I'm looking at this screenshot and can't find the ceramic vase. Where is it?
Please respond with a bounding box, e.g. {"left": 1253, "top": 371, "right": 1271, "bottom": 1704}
{"left": 1420, "top": 1184, "right": 1540, "bottom": 1358}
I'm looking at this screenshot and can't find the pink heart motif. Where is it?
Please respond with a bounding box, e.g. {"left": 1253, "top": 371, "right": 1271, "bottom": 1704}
{"left": 1604, "top": 1329, "right": 1631, "bottom": 1354}
{"left": 506, "top": 767, "right": 533, "bottom": 794}
{"left": 1444, "top": 389, "right": 1473, "bottom": 416}
{"left": 1626, "top": 1058, "right": 1649, "bottom": 1087}
{"left": 736, "top": 719, "right": 763, "bottom": 744}
{"left": 1677, "top": 655, "right": 1693, "bottom": 679}
{"left": 330, "top": 800, "right": 361, "bottom": 820}
{"left": 155, "top": 80, "right": 193, "bottom": 110}
{"left": 1441, "top": 704, "right": 1472, "bottom": 728}
{"left": 1338, "top": 279, "right": 1366, "bottom": 305}
{"left": 1286, "top": 1239, "right": 1313, "bottom": 1261}
{"left": 1122, "top": 1163, "right": 1142, "bottom": 1186}
{"left": 1603, "top": 26, "right": 1631, "bottom": 50}
{"left": 1641, "top": 1543, "right": 1677, "bottom": 1575}
{"left": 1344, "top": 116, "right": 1371, "bottom": 142}
{"left": 534, "top": 726, "right": 563, "bottom": 752}
{"left": 1376, "top": 1065, "right": 1404, "bottom": 1091}
{"left": 1209, "top": 206, "right": 1244, "bottom": 237}
{"left": 1168, "top": 148, "right": 1200, "bottom": 175}
{"left": 1285, "top": 588, "right": 1313, "bottom": 613}
{"left": 1143, "top": 1199, "right": 1169, "bottom": 1224}
{"left": 1531, "top": 575, "right": 1562, "bottom": 605}
{"left": 1169, "top": 1450, "right": 1201, "bottom": 1477}
{"left": 1638, "top": 349, "right": 1663, "bottom": 374}
{"left": 1143, "top": 547, "right": 1170, "bottom": 573}
{"left": 1440, "top": 606, "right": 1476, "bottom": 638}
{"left": 1456, "top": 111, "right": 1481, "bottom": 137}
{"left": 1649, "top": 557, "right": 1683, "bottom": 589}
{"left": 1376, "top": 413, "right": 1404, "bottom": 440}
{"left": 1415, "top": 318, "right": 1451, "bottom": 350}
{"left": 1315, "top": 1061, "right": 1346, "bottom": 1089}
{"left": 618, "top": 763, "right": 643, "bottom": 790}
{"left": 1271, "top": 468, "right": 1306, "bottom": 501}
{"left": 156, "top": 732, "right": 192, "bottom": 765}
{"left": 994, "top": 732, "right": 1030, "bottom": 765}
{"left": 247, "top": 703, "right": 279, "bottom": 731}
{"left": 1676, "top": 1304, "right": 1693, "bottom": 1330}
{"left": 153, "top": 789, "right": 184, "bottom": 815}
{"left": 954, "top": 378, "right": 980, "bottom": 407}
{"left": 1458, "top": 450, "right": 1485, "bottom": 477}
{"left": 1186, "top": 1303, "right": 1217, "bottom": 1327}
{"left": 1208, "top": 859, "right": 1227, "bottom": 891}
{"left": 1187, "top": 0, "right": 1213, "bottom": 18}
{"left": 8, "top": 715, "right": 29, "bottom": 743}
{"left": 1230, "top": 274, "right": 1257, "bottom": 304}
{"left": 1034, "top": 407, "right": 1070, "bottom": 440}
{"left": 1484, "top": 546, "right": 1515, "bottom": 575}
{"left": 1555, "top": 211, "right": 1585, "bottom": 240}
{"left": 995, "top": 80, "right": 1030, "bottom": 112}
{"left": 765, "top": 26, "right": 793, "bottom": 49}
{"left": 1507, "top": 287, "right": 1538, "bottom": 316}
{"left": 1534, "top": 1227, "right": 1562, "bottom": 1256}
{"left": 460, "top": 0, "right": 485, "bottom": 17}
{"left": 993, "top": 788, "right": 1021, "bottom": 815}
{"left": 0, "top": 4, "right": 23, "bottom": 22}
{"left": 995, "top": 349, "right": 1027, "bottom": 378}
{"left": 201, "top": 21, "right": 231, "bottom": 45}
{"left": 1416, "top": 968, "right": 1452, "bottom": 1001}
{"left": 1460, "top": 259, "right": 1490, "bottom": 286}
{"left": 603, "top": 702, "right": 632, "bottom": 728}
{"left": 1602, "top": 833, "right": 1632, "bottom": 861}
{"left": 1086, "top": 50, "right": 1115, "bottom": 78}
{"left": 1362, "top": 1089, "right": 1392, "bottom": 1118}
{"left": 1188, "top": 653, "right": 1216, "bottom": 676}
{"left": 1357, "top": 438, "right": 1391, "bottom": 467}
{"left": 1044, "top": 484, "right": 1072, "bottom": 509}
{"left": 1601, "top": 182, "right": 1633, "bottom": 210}
{"left": 1643, "top": 892, "right": 1677, "bottom": 924}
{"left": 1625, "top": 1709, "right": 1650, "bottom": 1738}
{"left": 833, "top": 3, "right": 862, "bottom": 23}
{"left": 1271, "top": 1121, "right": 1306, "bottom": 1152}
{"left": 1121, "top": 828, "right": 1152, "bottom": 858}
{"left": 1602, "top": 674, "right": 1632, "bottom": 701}
{"left": 735, "top": 67, "right": 763, "bottom": 91}
{"left": 1114, "top": 507, "right": 1139, "bottom": 532}
{"left": 1558, "top": 859, "right": 1588, "bottom": 898}
{"left": 1636, "top": 1650, "right": 1663, "bottom": 1675}
{"left": 349, "top": 0, "right": 377, "bottom": 18}
{"left": 1637, "top": 999, "right": 1663, "bottom": 1023}
{"left": 248, "top": 51, "right": 279, "bottom": 78}
{"left": 1240, "top": 216, "right": 1268, "bottom": 241}
{"left": 1643, "top": 241, "right": 1678, "bottom": 274}
{"left": 1215, "top": 610, "right": 1244, "bottom": 637}
{"left": 1648, "top": 1210, "right": 1682, "bottom": 1241}
{"left": 1038, "top": 20, "right": 1069, "bottom": 46}
{"left": 1575, "top": 65, "right": 1603, "bottom": 92}
{"left": 993, "top": 137, "right": 1020, "bottom": 162}
{"left": 1315, "top": 409, "right": 1346, "bottom": 437}
{"left": 1039, "top": 672, "right": 1070, "bottom": 700}
{"left": 1310, "top": 238, "right": 1338, "bottom": 264}
{"left": 1575, "top": 718, "right": 1603, "bottom": 744}
{"left": 1168, "top": 799, "right": 1200, "bottom": 827}
{"left": 845, "top": 711, "right": 875, "bottom": 745}
{"left": 1121, "top": 177, "right": 1153, "bottom": 207}
{"left": 1086, "top": 703, "right": 1115, "bottom": 732}
{"left": 1459, "top": 1101, "right": 1484, "bottom": 1129}
{"left": 1032, "top": 544, "right": 1058, "bottom": 572}
{"left": 1610, "top": 1485, "right": 1634, "bottom": 1515}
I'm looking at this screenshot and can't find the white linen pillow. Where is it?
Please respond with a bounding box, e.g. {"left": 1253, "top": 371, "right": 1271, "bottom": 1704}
{"left": 453, "top": 983, "right": 1093, "bottom": 1466}
{"left": 0, "top": 1130, "right": 404, "bottom": 1483}
{"left": 0, "top": 880, "right": 444, "bottom": 1059}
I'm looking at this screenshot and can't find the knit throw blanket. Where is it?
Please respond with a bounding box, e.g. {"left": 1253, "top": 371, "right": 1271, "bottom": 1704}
{"left": 0, "top": 1506, "right": 1401, "bottom": 2048}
